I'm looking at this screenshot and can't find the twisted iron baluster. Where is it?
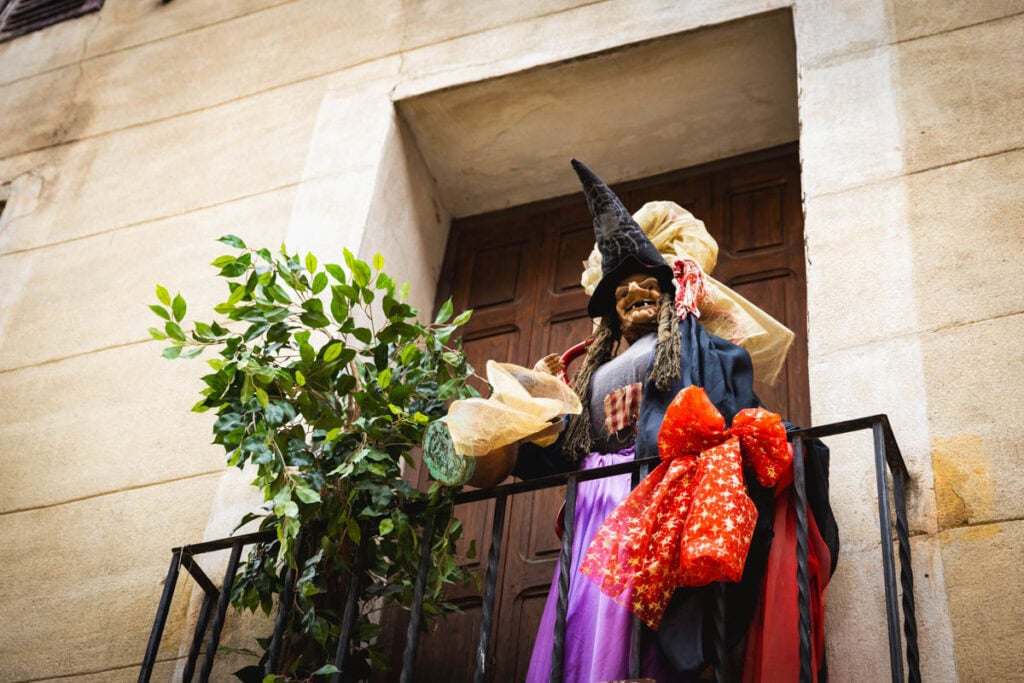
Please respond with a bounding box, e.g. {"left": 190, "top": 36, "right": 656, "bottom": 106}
{"left": 399, "top": 514, "right": 437, "bottom": 683}
{"left": 550, "top": 474, "right": 578, "bottom": 683}
{"left": 892, "top": 459, "right": 921, "bottom": 682}
{"left": 198, "top": 542, "right": 243, "bottom": 682}
{"left": 331, "top": 523, "right": 369, "bottom": 683}
{"left": 474, "top": 495, "right": 508, "bottom": 683}
{"left": 872, "top": 422, "right": 905, "bottom": 683}
{"left": 713, "top": 582, "right": 727, "bottom": 683}
{"left": 792, "top": 437, "right": 812, "bottom": 683}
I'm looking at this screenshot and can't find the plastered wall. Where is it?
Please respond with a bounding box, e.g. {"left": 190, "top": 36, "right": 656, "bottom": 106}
{"left": 0, "top": 1, "right": 1020, "bottom": 680}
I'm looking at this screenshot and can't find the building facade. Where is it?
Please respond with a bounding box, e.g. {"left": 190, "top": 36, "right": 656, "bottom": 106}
{"left": 0, "top": 0, "right": 1021, "bottom": 680}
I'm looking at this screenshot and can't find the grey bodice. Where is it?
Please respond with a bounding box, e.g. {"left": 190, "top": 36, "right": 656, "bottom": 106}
{"left": 588, "top": 332, "right": 656, "bottom": 453}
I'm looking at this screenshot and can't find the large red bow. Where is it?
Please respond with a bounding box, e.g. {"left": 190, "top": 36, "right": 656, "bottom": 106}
{"left": 579, "top": 386, "right": 791, "bottom": 630}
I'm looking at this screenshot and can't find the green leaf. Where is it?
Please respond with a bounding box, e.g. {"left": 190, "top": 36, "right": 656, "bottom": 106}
{"left": 311, "top": 271, "right": 328, "bottom": 294}
{"left": 171, "top": 294, "right": 187, "bottom": 322}
{"left": 352, "top": 327, "right": 372, "bottom": 344}
{"left": 219, "top": 261, "right": 247, "bottom": 278}
{"left": 323, "top": 341, "right": 344, "bottom": 362}
{"left": 377, "top": 367, "right": 391, "bottom": 389}
{"left": 325, "top": 263, "right": 346, "bottom": 283}
{"left": 435, "top": 298, "right": 453, "bottom": 324}
{"left": 227, "top": 284, "right": 246, "bottom": 305}
{"left": 148, "top": 327, "right": 167, "bottom": 340}
{"left": 155, "top": 284, "right": 171, "bottom": 306}
{"left": 218, "top": 234, "right": 246, "bottom": 248}
{"left": 373, "top": 253, "right": 385, "bottom": 270}
{"left": 294, "top": 484, "right": 321, "bottom": 504}
{"left": 164, "top": 321, "right": 186, "bottom": 341}
{"left": 452, "top": 309, "right": 473, "bottom": 326}
{"left": 240, "top": 375, "right": 254, "bottom": 404}
{"left": 161, "top": 346, "right": 182, "bottom": 359}
{"left": 299, "top": 311, "right": 330, "bottom": 328}
{"left": 149, "top": 304, "right": 170, "bottom": 321}
{"left": 346, "top": 517, "right": 361, "bottom": 545}
{"left": 379, "top": 518, "right": 394, "bottom": 535}
{"left": 312, "top": 665, "right": 340, "bottom": 676}
{"left": 275, "top": 500, "right": 299, "bottom": 518}
{"left": 399, "top": 281, "right": 410, "bottom": 300}
{"left": 267, "top": 283, "right": 291, "bottom": 304}
{"left": 345, "top": 248, "right": 371, "bottom": 287}
{"left": 353, "top": 261, "right": 371, "bottom": 288}
{"left": 305, "top": 252, "right": 318, "bottom": 274}
{"left": 210, "top": 254, "right": 235, "bottom": 268}
{"left": 255, "top": 387, "right": 270, "bottom": 409}
{"left": 400, "top": 344, "right": 419, "bottom": 365}
{"left": 295, "top": 369, "right": 306, "bottom": 386}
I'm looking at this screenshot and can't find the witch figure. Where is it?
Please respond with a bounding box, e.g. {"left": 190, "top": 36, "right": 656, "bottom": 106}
{"left": 426, "top": 160, "right": 838, "bottom": 682}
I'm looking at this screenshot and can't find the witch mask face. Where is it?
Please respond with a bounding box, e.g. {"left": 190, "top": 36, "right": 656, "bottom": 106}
{"left": 614, "top": 274, "right": 661, "bottom": 336}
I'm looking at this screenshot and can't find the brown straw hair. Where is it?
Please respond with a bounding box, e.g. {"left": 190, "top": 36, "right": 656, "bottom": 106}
{"left": 648, "top": 292, "right": 681, "bottom": 392}
{"left": 562, "top": 318, "right": 618, "bottom": 463}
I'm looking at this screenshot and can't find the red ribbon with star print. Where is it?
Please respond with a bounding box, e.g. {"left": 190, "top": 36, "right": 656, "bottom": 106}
{"left": 579, "top": 386, "right": 792, "bottom": 630}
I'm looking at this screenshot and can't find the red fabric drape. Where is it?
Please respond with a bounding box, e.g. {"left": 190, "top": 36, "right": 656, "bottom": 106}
{"left": 743, "top": 486, "right": 832, "bottom": 683}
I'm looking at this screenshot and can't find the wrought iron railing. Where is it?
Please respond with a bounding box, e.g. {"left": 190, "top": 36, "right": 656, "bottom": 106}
{"left": 139, "top": 414, "right": 920, "bottom": 683}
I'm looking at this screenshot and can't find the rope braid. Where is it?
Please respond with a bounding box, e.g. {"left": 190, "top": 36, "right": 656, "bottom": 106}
{"left": 647, "top": 292, "right": 682, "bottom": 392}
{"left": 561, "top": 319, "right": 618, "bottom": 463}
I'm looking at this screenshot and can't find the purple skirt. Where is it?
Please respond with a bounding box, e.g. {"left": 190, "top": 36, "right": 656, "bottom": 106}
{"left": 525, "top": 448, "right": 674, "bottom": 683}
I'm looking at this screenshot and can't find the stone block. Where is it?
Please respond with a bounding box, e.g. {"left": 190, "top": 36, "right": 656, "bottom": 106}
{"left": 0, "top": 64, "right": 80, "bottom": 159}
{"left": 941, "top": 520, "right": 1024, "bottom": 681}
{"left": 0, "top": 74, "right": 324, "bottom": 254}
{"left": 803, "top": 176, "right": 919, "bottom": 356}
{"left": 65, "top": 0, "right": 403, "bottom": 141}
{"left": 890, "top": 0, "right": 1024, "bottom": 43}
{"left": 360, "top": 116, "right": 451, "bottom": 319}
{"left": 897, "top": 13, "right": 1024, "bottom": 173}
{"left": 826, "top": 534, "right": 957, "bottom": 682}
{"left": 799, "top": 45, "right": 905, "bottom": 198}
{"left": 808, "top": 336, "right": 936, "bottom": 537}
{"left": 792, "top": 0, "right": 892, "bottom": 67}
{"left": 85, "top": 0, "right": 285, "bottom": 60}
{"left": 0, "top": 11, "right": 96, "bottom": 86}
{"left": 923, "top": 313, "right": 1024, "bottom": 526}
{"left": 395, "top": 0, "right": 785, "bottom": 100}
{"left": 402, "top": 0, "right": 592, "bottom": 49}
{"left": 0, "top": 185, "right": 294, "bottom": 369}
{"left": 46, "top": 658, "right": 184, "bottom": 682}
{"left": 0, "top": 474, "right": 221, "bottom": 681}
{"left": 906, "top": 149, "right": 1024, "bottom": 333}
{"left": 0, "top": 342, "right": 225, "bottom": 513}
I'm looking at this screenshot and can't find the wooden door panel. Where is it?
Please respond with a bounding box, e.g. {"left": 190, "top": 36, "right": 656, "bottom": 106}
{"left": 495, "top": 585, "right": 551, "bottom": 682}
{"left": 724, "top": 180, "right": 787, "bottom": 254}
{"left": 400, "top": 595, "right": 483, "bottom": 683}
{"left": 553, "top": 225, "right": 594, "bottom": 293}
{"left": 711, "top": 153, "right": 808, "bottom": 425}
{"left": 730, "top": 271, "right": 800, "bottom": 422}
{"left": 466, "top": 242, "right": 526, "bottom": 309}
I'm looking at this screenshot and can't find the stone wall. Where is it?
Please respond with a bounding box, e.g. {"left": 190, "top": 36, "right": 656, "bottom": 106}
{"left": 0, "top": 0, "right": 1020, "bottom": 680}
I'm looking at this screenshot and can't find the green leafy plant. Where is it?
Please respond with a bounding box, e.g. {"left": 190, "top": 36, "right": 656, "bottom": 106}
{"left": 151, "top": 235, "right": 479, "bottom": 680}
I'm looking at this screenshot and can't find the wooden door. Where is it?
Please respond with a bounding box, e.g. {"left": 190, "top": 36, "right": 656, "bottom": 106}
{"left": 385, "top": 144, "right": 807, "bottom": 681}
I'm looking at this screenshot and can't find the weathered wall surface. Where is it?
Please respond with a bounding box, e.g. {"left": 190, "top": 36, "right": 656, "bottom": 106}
{"left": 0, "top": 0, "right": 1020, "bottom": 680}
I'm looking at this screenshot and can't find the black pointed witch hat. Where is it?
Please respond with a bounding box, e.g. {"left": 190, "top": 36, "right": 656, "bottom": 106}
{"left": 571, "top": 159, "right": 673, "bottom": 318}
